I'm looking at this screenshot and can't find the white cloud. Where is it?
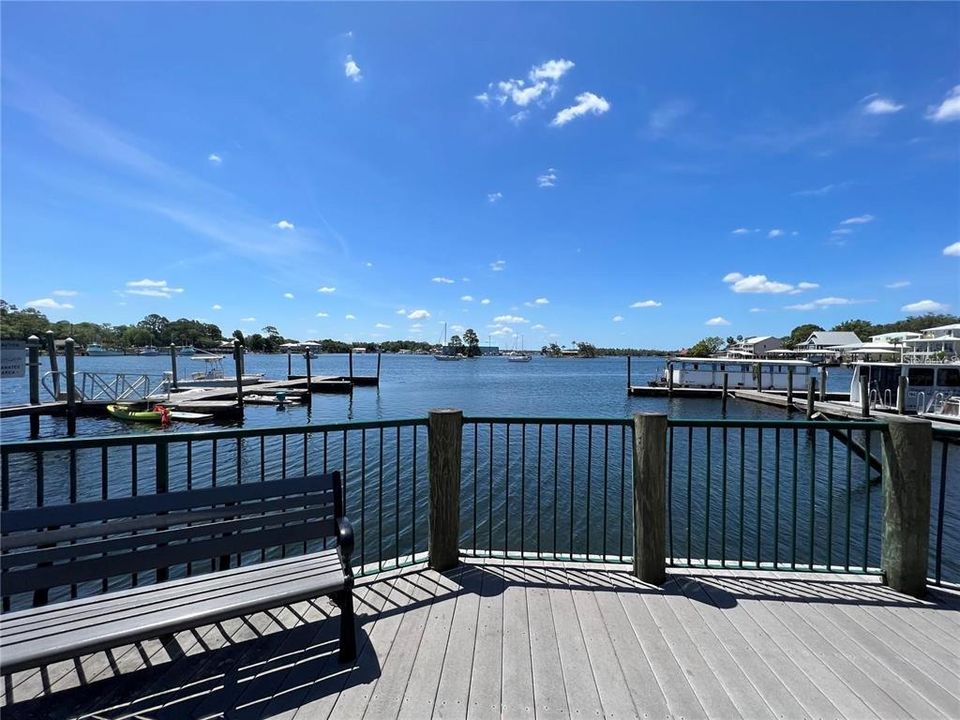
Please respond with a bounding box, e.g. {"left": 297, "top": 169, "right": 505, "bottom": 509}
{"left": 240, "top": 317, "right": 256, "bottom": 323}
{"left": 365, "top": 261, "right": 373, "bottom": 268}
{"left": 533, "top": 297, "right": 549, "bottom": 305}
{"left": 749, "top": 308, "right": 766, "bottom": 313}
{"left": 723, "top": 273, "right": 793, "bottom": 294}
{"left": 612, "top": 315, "right": 624, "bottom": 322}
{"left": 863, "top": 96, "right": 904, "bottom": 115}
{"left": 487, "top": 192, "right": 503, "bottom": 203}
{"left": 283, "top": 292, "right": 294, "bottom": 299}
{"left": 797, "top": 281, "right": 819, "bottom": 290}
{"left": 345, "top": 314, "right": 356, "bottom": 320}
{"left": 943, "top": 241, "right": 960, "bottom": 257}
{"left": 480, "top": 298, "right": 491, "bottom": 305}
{"left": 550, "top": 92, "right": 611, "bottom": 127}
{"left": 407, "top": 309, "right": 431, "bottom": 320}
{"left": 274, "top": 220, "right": 295, "bottom": 230}
{"left": 482, "top": 58, "right": 575, "bottom": 113}
{"left": 461, "top": 295, "right": 474, "bottom": 302}
{"left": 647, "top": 100, "right": 692, "bottom": 136}
{"left": 52, "top": 289, "right": 78, "bottom": 296}
{"left": 375, "top": 323, "right": 391, "bottom": 329}
{"left": 630, "top": 299, "right": 662, "bottom": 308}
{"left": 768, "top": 229, "right": 784, "bottom": 239}
{"left": 124, "top": 278, "right": 184, "bottom": 298}
{"left": 212, "top": 304, "right": 222, "bottom": 310}
{"left": 25, "top": 297, "right": 74, "bottom": 310}
{"left": 926, "top": 85, "right": 960, "bottom": 123}
{"left": 786, "top": 297, "right": 866, "bottom": 311}
{"left": 531, "top": 323, "right": 546, "bottom": 330}
{"left": 490, "top": 260, "right": 506, "bottom": 272}
{"left": 490, "top": 326, "right": 514, "bottom": 337}
{"left": 509, "top": 111, "right": 529, "bottom": 125}
{"left": 901, "top": 299, "right": 948, "bottom": 313}
{"left": 317, "top": 286, "right": 336, "bottom": 293}
{"left": 344, "top": 55, "right": 362, "bottom": 82}
{"left": 432, "top": 276, "right": 455, "bottom": 284}
{"left": 885, "top": 280, "right": 911, "bottom": 289}
{"left": 208, "top": 153, "right": 222, "bottom": 165}
{"left": 498, "top": 79, "right": 550, "bottom": 107}
{"left": 530, "top": 58, "right": 575, "bottom": 81}
{"left": 841, "top": 214, "right": 874, "bottom": 225}
{"left": 706, "top": 316, "right": 730, "bottom": 326}
{"left": 494, "top": 314, "right": 528, "bottom": 324}
{"left": 474, "top": 92, "right": 491, "bottom": 106}
{"left": 537, "top": 169, "right": 557, "bottom": 188}
{"left": 316, "top": 312, "right": 329, "bottom": 317}
{"left": 731, "top": 228, "right": 752, "bottom": 235}
{"left": 832, "top": 228, "right": 853, "bottom": 235}
{"left": 792, "top": 184, "right": 838, "bottom": 197}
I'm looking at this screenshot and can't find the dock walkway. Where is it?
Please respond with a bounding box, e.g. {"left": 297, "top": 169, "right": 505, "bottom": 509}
{"left": 3, "top": 559, "right": 958, "bottom": 719}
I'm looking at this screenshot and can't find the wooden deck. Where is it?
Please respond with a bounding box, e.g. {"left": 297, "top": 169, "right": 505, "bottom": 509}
{"left": 2, "top": 560, "right": 958, "bottom": 719}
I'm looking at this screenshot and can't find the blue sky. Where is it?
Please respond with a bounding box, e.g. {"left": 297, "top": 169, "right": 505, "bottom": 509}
{"left": 2, "top": 2, "right": 959, "bottom": 348}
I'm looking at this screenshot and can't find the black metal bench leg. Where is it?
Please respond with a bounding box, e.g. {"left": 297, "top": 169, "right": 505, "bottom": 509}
{"left": 337, "top": 589, "right": 357, "bottom": 663}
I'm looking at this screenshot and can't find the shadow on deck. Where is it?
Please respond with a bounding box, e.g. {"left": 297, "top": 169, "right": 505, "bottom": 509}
{"left": 3, "top": 560, "right": 959, "bottom": 719}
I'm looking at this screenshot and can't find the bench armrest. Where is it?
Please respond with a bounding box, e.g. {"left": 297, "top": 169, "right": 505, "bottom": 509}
{"left": 336, "top": 517, "right": 355, "bottom": 579}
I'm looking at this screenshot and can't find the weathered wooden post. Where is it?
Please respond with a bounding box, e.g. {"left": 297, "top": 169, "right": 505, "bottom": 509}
{"left": 45, "top": 329, "right": 60, "bottom": 398}
{"left": 721, "top": 373, "right": 729, "bottom": 415}
{"left": 667, "top": 362, "right": 674, "bottom": 396}
{"left": 348, "top": 346, "right": 354, "bottom": 382}
{"left": 233, "top": 340, "right": 244, "bottom": 413}
{"left": 627, "top": 356, "right": 632, "bottom": 391}
{"left": 755, "top": 363, "right": 762, "bottom": 392}
{"left": 169, "top": 344, "right": 178, "bottom": 390}
{"left": 881, "top": 417, "right": 932, "bottom": 596}
{"left": 376, "top": 351, "right": 382, "bottom": 386}
{"left": 287, "top": 350, "right": 292, "bottom": 378}
{"left": 428, "top": 408, "right": 463, "bottom": 571}
{"left": 860, "top": 375, "right": 870, "bottom": 418}
{"left": 896, "top": 375, "right": 907, "bottom": 415}
{"left": 806, "top": 377, "right": 816, "bottom": 420}
{"left": 27, "top": 335, "right": 40, "bottom": 439}
{"left": 819, "top": 367, "right": 827, "bottom": 402}
{"left": 786, "top": 367, "right": 794, "bottom": 407}
{"left": 632, "top": 413, "right": 667, "bottom": 584}
{"left": 64, "top": 338, "right": 76, "bottom": 436}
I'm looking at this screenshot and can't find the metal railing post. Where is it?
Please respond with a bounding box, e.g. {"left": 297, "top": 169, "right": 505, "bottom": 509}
{"left": 45, "top": 330, "right": 60, "bottom": 398}
{"left": 428, "top": 408, "right": 463, "bottom": 571}
{"left": 881, "top": 417, "right": 932, "bottom": 597}
{"left": 27, "top": 335, "right": 40, "bottom": 439}
{"left": 633, "top": 413, "right": 667, "bottom": 584}
{"left": 64, "top": 338, "right": 77, "bottom": 436}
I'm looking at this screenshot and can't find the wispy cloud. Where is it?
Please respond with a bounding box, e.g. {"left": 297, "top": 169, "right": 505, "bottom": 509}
{"left": 375, "top": 323, "right": 391, "bottom": 329}
{"left": 885, "top": 280, "right": 911, "bottom": 289}
{"left": 785, "top": 296, "right": 868, "bottom": 311}
{"left": 274, "top": 220, "right": 295, "bottom": 230}
{"left": 797, "top": 282, "right": 819, "bottom": 290}
{"left": 943, "top": 242, "right": 960, "bottom": 257}
{"left": 731, "top": 228, "right": 753, "bottom": 235}
{"left": 749, "top": 308, "right": 766, "bottom": 313}
{"left": 432, "top": 276, "right": 455, "bottom": 284}
{"left": 706, "top": 316, "right": 730, "bottom": 326}
{"left": 647, "top": 100, "right": 693, "bottom": 137}
{"left": 926, "top": 86, "right": 960, "bottom": 123}
{"left": 124, "top": 278, "right": 184, "bottom": 298}
{"left": 480, "top": 298, "right": 491, "bottom": 305}
{"left": 862, "top": 94, "right": 904, "bottom": 115}
{"left": 612, "top": 315, "right": 624, "bottom": 322}
{"left": 722, "top": 272, "right": 794, "bottom": 294}
{"left": 537, "top": 169, "right": 557, "bottom": 188}
{"left": 533, "top": 298, "right": 549, "bottom": 305}
{"left": 283, "top": 292, "right": 294, "bottom": 299}
{"left": 207, "top": 153, "right": 222, "bottom": 165}
{"left": 317, "top": 286, "right": 336, "bottom": 293}
{"left": 344, "top": 55, "right": 362, "bottom": 82}
{"left": 25, "top": 298, "right": 74, "bottom": 310}
{"left": 461, "top": 295, "right": 474, "bottom": 302}
{"left": 768, "top": 229, "right": 784, "bottom": 239}
{"left": 490, "top": 260, "right": 507, "bottom": 272}
{"left": 531, "top": 323, "right": 546, "bottom": 331}
{"left": 240, "top": 317, "right": 256, "bottom": 323}
{"left": 212, "top": 304, "right": 222, "bottom": 310}
{"left": 494, "top": 314, "right": 528, "bottom": 324}
{"left": 478, "top": 59, "right": 575, "bottom": 113}
{"left": 407, "top": 309, "right": 431, "bottom": 320}
{"left": 52, "top": 289, "right": 78, "bottom": 297}
{"left": 902, "top": 299, "right": 948, "bottom": 313}
{"left": 792, "top": 183, "right": 845, "bottom": 197}
{"left": 630, "top": 299, "right": 662, "bottom": 308}
{"left": 840, "top": 214, "right": 874, "bottom": 225}
{"left": 550, "top": 92, "right": 611, "bottom": 127}
{"left": 316, "top": 312, "right": 329, "bottom": 317}
{"left": 345, "top": 314, "right": 356, "bottom": 320}
{"left": 487, "top": 192, "right": 503, "bottom": 203}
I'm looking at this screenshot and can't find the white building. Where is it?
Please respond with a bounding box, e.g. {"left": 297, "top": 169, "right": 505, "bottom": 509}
{"left": 797, "top": 331, "right": 863, "bottom": 350}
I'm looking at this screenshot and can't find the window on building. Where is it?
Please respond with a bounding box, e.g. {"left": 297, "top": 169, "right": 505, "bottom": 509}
{"left": 938, "top": 368, "right": 960, "bottom": 387}
{"left": 908, "top": 368, "right": 935, "bottom": 387}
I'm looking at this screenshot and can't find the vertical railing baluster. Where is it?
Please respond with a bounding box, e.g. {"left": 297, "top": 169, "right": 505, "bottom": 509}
{"left": 323, "top": 432, "right": 329, "bottom": 474}
{"left": 772, "top": 428, "right": 780, "bottom": 568}
{"left": 1, "top": 451, "right": 9, "bottom": 512}
{"left": 521, "top": 423, "right": 526, "bottom": 558}
{"left": 603, "top": 426, "right": 609, "bottom": 562}
{"left": 281, "top": 434, "right": 287, "bottom": 478}
{"left": 489, "top": 423, "right": 494, "bottom": 557}
{"left": 187, "top": 440, "right": 193, "bottom": 490}
{"left": 826, "top": 433, "right": 834, "bottom": 571}
{"left": 935, "top": 440, "right": 948, "bottom": 585}
{"left": 863, "top": 429, "right": 871, "bottom": 572}
{"left": 686, "top": 426, "right": 692, "bottom": 566}
{"left": 705, "top": 427, "right": 711, "bottom": 566}
{"left": 505, "top": 423, "right": 511, "bottom": 556}
{"left": 378, "top": 427, "right": 384, "bottom": 571}
{"left": 721, "top": 427, "right": 728, "bottom": 568}
{"left": 553, "top": 424, "right": 559, "bottom": 560}
{"left": 361, "top": 429, "right": 367, "bottom": 571}
{"left": 620, "top": 424, "right": 626, "bottom": 562}
{"left": 570, "top": 424, "right": 576, "bottom": 558}
{"left": 69, "top": 448, "right": 78, "bottom": 598}
{"left": 395, "top": 426, "right": 400, "bottom": 566}
{"left": 792, "top": 428, "right": 798, "bottom": 570}
{"left": 412, "top": 426, "right": 418, "bottom": 557}
{"left": 131, "top": 446, "right": 139, "bottom": 584}
{"left": 237, "top": 437, "right": 243, "bottom": 484}
{"left": 756, "top": 428, "right": 763, "bottom": 569}
{"left": 303, "top": 433, "right": 308, "bottom": 476}
{"left": 211, "top": 439, "right": 217, "bottom": 487}
{"left": 537, "top": 424, "right": 543, "bottom": 560}
{"left": 667, "top": 426, "right": 674, "bottom": 565}
{"left": 809, "top": 429, "right": 816, "bottom": 570}
{"left": 473, "top": 423, "right": 479, "bottom": 554}
{"left": 845, "top": 430, "right": 852, "bottom": 572}
{"left": 739, "top": 428, "right": 745, "bottom": 568}
{"left": 586, "top": 425, "right": 593, "bottom": 560}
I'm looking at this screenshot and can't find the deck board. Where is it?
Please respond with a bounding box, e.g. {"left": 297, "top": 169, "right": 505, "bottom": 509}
{"left": 2, "top": 562, "right": 958, "bottom": 720}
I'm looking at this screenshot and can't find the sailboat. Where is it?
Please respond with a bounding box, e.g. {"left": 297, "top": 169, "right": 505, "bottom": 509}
{"left": 506, "top": 335, "right": 531, "bottom": 363}
{"left": 434, "top": 322, "right": 463, "bottom": 361}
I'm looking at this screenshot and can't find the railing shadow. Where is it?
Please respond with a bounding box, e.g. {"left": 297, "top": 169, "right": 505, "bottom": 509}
{"left": 2, "top": 613, "right": 377, "bottom": 720}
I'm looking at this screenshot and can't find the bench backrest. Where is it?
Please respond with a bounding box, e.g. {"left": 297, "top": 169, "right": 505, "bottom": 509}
{"left": 1, "top": 472, "right": 343, "bottom": 603}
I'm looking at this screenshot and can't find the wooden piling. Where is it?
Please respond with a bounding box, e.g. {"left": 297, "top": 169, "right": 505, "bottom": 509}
{"left": 633, "top": 413, "right": 667, "bottom": 584}
{"left": 287, "top": 350, "right": 292, "bottom": 377}
{"left": 819, "top": 367, "right": 827, "bottom": 402}
{"left": 860, "top": 375, "right": 870, "bottom": 418}
{"left": 882, "top": 416, "right": 932, "bottom": 596}
{"left": 64, "top": 338, "right": 76, "bottom": 436}
{"left": 27, "top": 335, "right": 40, "bottom": 438}
{"left": 806, "top": 377, "right": 816, "bottom": 420}
{"left": 348, "top": 347, "right": 354, "bottom": 381}
{"left": 721, "top": 373, "right": 729, "bottom": 415}
{"left": 304, "top": 350, "right": 313, "bottom": 386}
{"left": 755, "top": 363, "right": 762, "bottom": 392}
{"left": 376, "top": 351, "right": 382, "bottom": 385}
{"left": 896, "top": 375, "right": 907, "bottom": 415}
{"left": 233, "top": 341, "right": 244, "bottom": 412}
{"left": 45, "top": 330, "right": 60, "bottom": 398}
{"left": 667, "top": 362, "right": 674, "bottom": 396}
{"left": 786, "top": 367, "right": 794, "bottom": 407}
{"left": 428, "top": 408, "right": 463, "bottom": 571}
{"left": 169, "top": 344, "right": 178, "bottom": 390}
{"left": 627, "top": 356, "right": 632, "bottom": 390}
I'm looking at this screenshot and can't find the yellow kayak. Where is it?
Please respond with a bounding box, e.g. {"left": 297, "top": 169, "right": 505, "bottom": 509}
{"left": 107, "top": 404, "right": 171, "bottom": 425}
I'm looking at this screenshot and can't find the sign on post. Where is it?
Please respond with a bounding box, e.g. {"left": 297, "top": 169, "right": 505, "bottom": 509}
{"left": 1, "top": 340, "right": 26, "bottom": 378}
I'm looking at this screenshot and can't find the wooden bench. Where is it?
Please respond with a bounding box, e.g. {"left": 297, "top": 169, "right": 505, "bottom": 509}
{"left": 0, "top": 472, "right": 356, "bottom": 675}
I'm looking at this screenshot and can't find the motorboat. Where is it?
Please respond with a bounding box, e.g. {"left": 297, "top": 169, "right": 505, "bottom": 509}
{"left": 139, "top": 346, "right": 160, "bottom": 357}
{"left": 86, "top": 342, "right": 124, "bottom": 357}
{"left": 173, "top": 353, "right": 264, "bottom": 387}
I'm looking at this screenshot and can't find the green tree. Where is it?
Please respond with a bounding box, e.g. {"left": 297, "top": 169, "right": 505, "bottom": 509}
{"left": 137, "top": 314, "right": 169, "bottom": 343}
{"left": 541, "top": 342, "right": 562, "bottom": 357}
{"left": 831, "top": 319, "right": 873, "bottom": 341}
{"left": 783, "top": 323, "right": 823, "bottom": 349}
{"left": 686, "top": 336, "right": 723, "bottom": 358}
{"left": 575, "top": 341, "right": 599, "bottom": 358}
{"left": 231, "top": 329, "right": 245, "bottom": 345}
{"left": 463, "top": 328, "right": 480, "bottom": 357}
{"left": 449, "top": 334, "right": 463, "bottom": 350}
{"left": 0, "top": 301, "right": 51, "bottom": 339}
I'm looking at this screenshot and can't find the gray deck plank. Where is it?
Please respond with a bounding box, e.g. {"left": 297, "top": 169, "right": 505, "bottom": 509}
{"left": 564, "top": 563, "right": 639, "bottom": 719}
{"left": 466, "top": 557, "right": 504, "bottom": 720}
{"left": 522, "top": 561, "right": 569, "bottom": 720}
{"left": 534, "top": 563, "right": 604, "bottom": 719}
{"left": 432, "top": 565, "right": 483, "bottom": 720}
{"left": 499, "top": 562, "right": 535, "bottom": 719}
{"left": 394, "top": 567, "right": 467, "bottom": 720}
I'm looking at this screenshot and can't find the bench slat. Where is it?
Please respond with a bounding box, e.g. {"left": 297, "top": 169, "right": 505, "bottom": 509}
{"left": 0, "top": 549, "right": 346, "bottom": 674}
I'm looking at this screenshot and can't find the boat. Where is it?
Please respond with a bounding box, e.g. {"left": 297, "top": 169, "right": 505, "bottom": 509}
{"left": 434, "top": 323, "right": 464, "bottom": 361}
{"left": 506, "top": 335, "right": 532, "bottom": 362}
{"left": 139, "top": 346, "right": 160, "bottom": 357}
{"left": 173, "top": 353, "right": 264, "bottom": 387}
{"left": 86, "top": 342, "right": 124, "bottom": 357}
{"left": 653, "top": 357, "right": 814, "bottom": 390}
{"left": 178, "top": 345, "right": 197, "bottom": 356}
{"left": 107, "top": 403, "right": 171, "bottom": 425}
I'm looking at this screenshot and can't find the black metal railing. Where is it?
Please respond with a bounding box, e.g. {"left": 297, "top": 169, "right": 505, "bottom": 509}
{"left": 932, "top": 427, "right": 958, "bottom": 586}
